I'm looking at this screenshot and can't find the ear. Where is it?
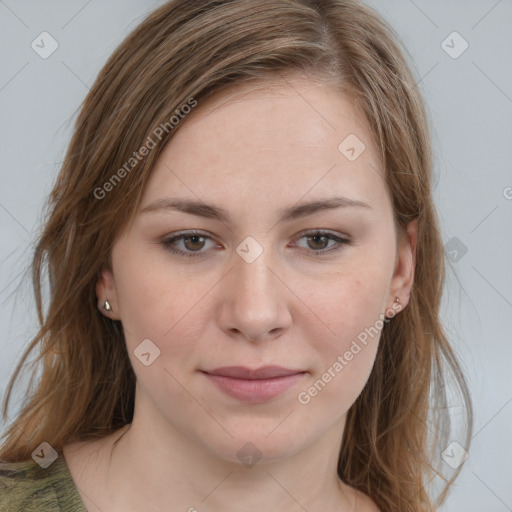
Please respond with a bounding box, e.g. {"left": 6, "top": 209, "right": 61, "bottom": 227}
{"left": 387, "top": 218, "right": 418, "bottom": 313}
{"left": 96, "top": 267, "right": 121, "bottom": 320}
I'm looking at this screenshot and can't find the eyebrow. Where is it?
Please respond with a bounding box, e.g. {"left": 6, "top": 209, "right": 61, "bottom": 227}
{"left": 140, "top": 195, "right": 372, "bottom": 223}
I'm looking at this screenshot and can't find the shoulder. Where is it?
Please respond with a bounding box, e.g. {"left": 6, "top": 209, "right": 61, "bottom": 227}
{"left": 0, "top": 454, "right": 87, "bottom": 511}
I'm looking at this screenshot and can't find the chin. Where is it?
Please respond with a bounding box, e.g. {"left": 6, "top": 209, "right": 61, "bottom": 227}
{"left": 196, "top": 419, "right": 317, "bottom": 467}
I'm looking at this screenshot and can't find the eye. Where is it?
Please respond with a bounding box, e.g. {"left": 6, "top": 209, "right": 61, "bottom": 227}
{"left": 292, "top": 230, "right": 350, "bottom": 256}
{"left": 161, "top": 229, "right": 350, "bottom": 259}
{"left": 161, "top": 230, "right": 218, "bottom": 258}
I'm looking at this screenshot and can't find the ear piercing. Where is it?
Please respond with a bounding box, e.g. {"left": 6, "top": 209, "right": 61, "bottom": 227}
{"left": 101, "top": 300, "right": 112, "bottom": 312}
{"left": 384, "top": 296, "right": 401, "bottom": 320}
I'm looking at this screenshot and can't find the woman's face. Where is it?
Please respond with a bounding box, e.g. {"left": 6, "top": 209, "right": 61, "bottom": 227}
{"left": 98, "top": 77, "right": 416, "bottom": 464}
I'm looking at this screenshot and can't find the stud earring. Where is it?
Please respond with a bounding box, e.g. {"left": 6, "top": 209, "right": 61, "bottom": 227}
{"left": 385, "top": 296, "right": 401, "bottom": 320}
{"left": 101, "top": 300, "right": 112, "bottom": 312}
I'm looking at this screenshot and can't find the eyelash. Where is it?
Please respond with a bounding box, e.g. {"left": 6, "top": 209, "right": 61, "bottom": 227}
{"left": 160, "top": 230, "right": 350, "bottom": 259}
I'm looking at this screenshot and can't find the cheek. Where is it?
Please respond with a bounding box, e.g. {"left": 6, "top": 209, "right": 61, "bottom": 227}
{"left": 113, "top": 245, "right": 215, "bottom": 362}
{"left": 305, "top": 259, "right": 390, "bottom": 348}
{"left": 296, "top": 256, "right": 391, "bottom": 404}
{"left": 295, "top": 293, "right": 383, "bottom": 419}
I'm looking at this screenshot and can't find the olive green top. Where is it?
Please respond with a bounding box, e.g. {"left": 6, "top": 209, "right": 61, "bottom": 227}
{"left": 0, "top": 454, "right": 87, "bottom": 511}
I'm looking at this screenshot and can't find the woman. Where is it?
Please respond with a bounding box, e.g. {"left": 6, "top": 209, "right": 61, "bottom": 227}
{"left": 0, "top": 1, "right": 472, "bottom": 510}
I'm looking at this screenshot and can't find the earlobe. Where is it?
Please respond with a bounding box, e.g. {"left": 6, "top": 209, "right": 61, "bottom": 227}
{"left": 96, "top": 268, "right": 120, "bottom": 319}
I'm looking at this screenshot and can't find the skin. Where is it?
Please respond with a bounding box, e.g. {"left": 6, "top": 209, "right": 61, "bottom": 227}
{"left": 63, "top": 76, "right": 417, "bottom": 512}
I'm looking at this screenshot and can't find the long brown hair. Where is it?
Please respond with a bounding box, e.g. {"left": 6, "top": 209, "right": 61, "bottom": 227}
{"left": 1, "top": 1, "right": 472, "bottom": 510}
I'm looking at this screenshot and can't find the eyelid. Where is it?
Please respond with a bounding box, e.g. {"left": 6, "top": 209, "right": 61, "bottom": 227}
{"left": 291, "top": 228, "right": 350, "bottom": 243}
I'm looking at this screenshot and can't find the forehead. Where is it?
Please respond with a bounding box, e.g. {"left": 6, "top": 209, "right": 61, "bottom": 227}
{"left": 143, "top": 77, "right": 388, "bottom": 216}
{"left": 176, "top": 77, "right": 373, "bottom": 155}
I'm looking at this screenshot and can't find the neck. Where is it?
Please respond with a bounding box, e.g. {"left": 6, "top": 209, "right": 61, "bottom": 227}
{"left": 101, "top": 400, "right": 355, "bottom": 511}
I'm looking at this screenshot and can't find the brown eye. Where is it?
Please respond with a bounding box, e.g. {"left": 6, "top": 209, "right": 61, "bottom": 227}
{"left": 161, "top": 231, "right": 217, "bottom": 258}
{"left": 182, "top": 235, "right": 206, "bottom": 251}
{"left": 293, "top": 231, "right": 350, "bottom": 256}
{"left": 306, "top": 234, "right": 330, "bottom": 251}
{"left": 161, "top": 230, "right": 349, "bottom": 260}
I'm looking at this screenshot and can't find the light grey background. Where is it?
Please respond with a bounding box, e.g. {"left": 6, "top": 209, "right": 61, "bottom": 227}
{"left": 0, "top": 1, "right": 511, "bottom": 510}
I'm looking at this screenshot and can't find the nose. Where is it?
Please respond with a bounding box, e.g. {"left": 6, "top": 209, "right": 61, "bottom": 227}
{"left": 216, "top": 248, "right": 292, "bottom": 343}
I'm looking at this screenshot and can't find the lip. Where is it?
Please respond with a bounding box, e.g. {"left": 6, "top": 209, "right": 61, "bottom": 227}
{"left": 201, "top": 366, "right": 306, "bottom": 403}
